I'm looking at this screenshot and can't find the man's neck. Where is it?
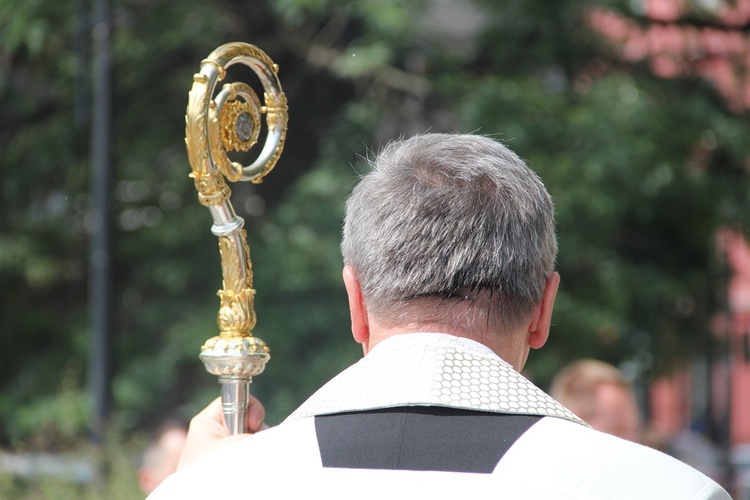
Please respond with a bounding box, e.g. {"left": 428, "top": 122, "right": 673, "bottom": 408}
{"left": 364, "top": 322, "right": 530, "bottom": 372}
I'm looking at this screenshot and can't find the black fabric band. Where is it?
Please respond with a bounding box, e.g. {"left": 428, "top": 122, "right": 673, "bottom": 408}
{"left": 315, "top": 407, "right": 542, "bottom": 474}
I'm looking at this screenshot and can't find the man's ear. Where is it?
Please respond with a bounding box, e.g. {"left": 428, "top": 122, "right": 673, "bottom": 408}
{"left": 526, "top": 272, "right": 560, "bottom": 350}
{"left": 343, "top": 265, "right": 370, "bottom": 348}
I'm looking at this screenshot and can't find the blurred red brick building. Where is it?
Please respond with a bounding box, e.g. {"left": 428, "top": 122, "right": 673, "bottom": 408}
{"left": 589, "top": 0, "right": 750, "bottom": 112}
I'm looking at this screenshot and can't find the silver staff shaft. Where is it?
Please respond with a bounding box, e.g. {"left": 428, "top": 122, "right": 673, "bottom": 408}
{"left": 220, "top": 377, "right": 250, "bottom": 435}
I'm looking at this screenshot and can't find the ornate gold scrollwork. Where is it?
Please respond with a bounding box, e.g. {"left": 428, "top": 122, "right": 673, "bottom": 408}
{"left": 186, "top": 42, "right": 288, "bottom": 198}
{"left": 216, "top": 233, "right": 257, "bottom": 337}
{"left": 184, "top": 43, "right": 286, "bottom": 417}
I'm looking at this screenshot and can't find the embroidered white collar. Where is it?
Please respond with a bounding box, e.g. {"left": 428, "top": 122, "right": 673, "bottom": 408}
{"left": 286, "top": 333, "right": 586, "bottom": 426}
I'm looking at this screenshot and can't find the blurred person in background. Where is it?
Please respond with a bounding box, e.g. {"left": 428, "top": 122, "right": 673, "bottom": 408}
{"left": 549, "top": 359, "right": 641, "bottom": 442}
{"left": 551, "top": 359, "right": 726, "bottom": 487}
{"left": 137, "top": 419, "right": 188, "bottom": 494}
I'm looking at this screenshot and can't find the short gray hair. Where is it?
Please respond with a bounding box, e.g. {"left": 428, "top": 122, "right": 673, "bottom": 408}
{"left": 341, "top": 133, "right": 557, "bottom": 333}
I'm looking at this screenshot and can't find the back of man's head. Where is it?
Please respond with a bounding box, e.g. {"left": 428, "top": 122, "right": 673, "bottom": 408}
{"left": 341, "top": 133, "right": 556, "bottom": 335}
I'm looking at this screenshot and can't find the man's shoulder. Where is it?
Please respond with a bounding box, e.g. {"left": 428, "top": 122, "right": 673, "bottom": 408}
{"left": 496, "top": 416, "right": 729, "bottom": 499}
{"left": 513, "top": 416, "right": 702, "bottom": 468}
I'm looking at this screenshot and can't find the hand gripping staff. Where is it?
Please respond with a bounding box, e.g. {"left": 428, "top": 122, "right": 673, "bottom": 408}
{"left": 184, "top": 42, "right": 288, "bottom": 434}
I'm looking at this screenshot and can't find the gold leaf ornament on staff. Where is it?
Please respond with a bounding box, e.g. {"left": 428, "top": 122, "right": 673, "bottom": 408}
{"left": 184, "top": 42, "right": 288, "bottom": 434}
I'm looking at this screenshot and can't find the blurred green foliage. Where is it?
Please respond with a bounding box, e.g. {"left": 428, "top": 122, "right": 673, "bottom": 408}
{"left": 0, "top": 430, "right": 144, "bottom": 499}
{"left": 1, "top": 0, "right": 749, "bottom": 477}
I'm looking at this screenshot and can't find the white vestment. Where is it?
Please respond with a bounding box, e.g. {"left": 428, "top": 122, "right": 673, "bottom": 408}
{"left": 150, "top": 333, "right": 730, "bottom": 499}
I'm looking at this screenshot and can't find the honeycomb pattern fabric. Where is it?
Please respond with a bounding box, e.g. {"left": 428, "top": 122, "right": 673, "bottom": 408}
{"left": 286, "top": 333, "right": 585, "bottom": 426}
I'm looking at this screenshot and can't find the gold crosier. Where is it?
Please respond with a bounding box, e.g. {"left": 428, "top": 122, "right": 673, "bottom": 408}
{"left": 185, "top": 42, "right": 288, "bottom": 434}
